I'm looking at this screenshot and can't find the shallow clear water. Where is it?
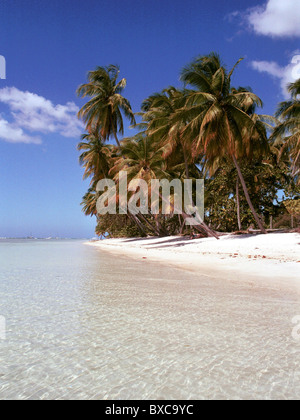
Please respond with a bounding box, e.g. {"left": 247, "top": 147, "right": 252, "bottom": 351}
{"left": 0, "top": 239, "right": 299, "bottom": 400}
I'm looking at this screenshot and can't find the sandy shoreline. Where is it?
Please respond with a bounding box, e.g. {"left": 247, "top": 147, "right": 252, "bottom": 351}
{"left": 86, "top": 232, "right": 300, "bottom": 289}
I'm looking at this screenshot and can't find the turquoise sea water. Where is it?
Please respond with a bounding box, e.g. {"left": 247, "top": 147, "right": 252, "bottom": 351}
{"left": 0, "top": 239, "right": 299, "bottom": 400}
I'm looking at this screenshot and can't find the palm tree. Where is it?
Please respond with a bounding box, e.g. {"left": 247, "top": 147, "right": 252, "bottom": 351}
{"left": 77, "top": 65, "right": 136, "bottom": 147}
{"left": 140, "top": 87, "right": 219, "bottom": 238}
{"left": 81, "top": 188, "right": 98, "bottom": 217}
{"left": 110, "top": 133, "right": 169, "bottom": 235}
{"left": 178, "top": 53, "right": 269, "bottom": 233}
{"left": 78, "top": 132, "right": 114, "bottom": 184}
{"left": 77, "top": 65, "right": 149, "bottom": 234}
{"left": 272, "top": 79, "right": 300, "bottom": 183}
{"left": 111, "top": 133, "right": 168, "bottom": 181}
{"left": 140, "top": 87, "right": 191, "bottom": 177}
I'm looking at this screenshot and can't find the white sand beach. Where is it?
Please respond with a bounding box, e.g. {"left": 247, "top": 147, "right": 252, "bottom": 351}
{"left": 87, "top": 232, "right": 300, "bottom": 288}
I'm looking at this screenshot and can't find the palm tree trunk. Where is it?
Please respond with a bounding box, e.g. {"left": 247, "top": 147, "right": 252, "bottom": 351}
{"left": 139, "top": 213, "right": 163, "bottom": 236}
{"left": 179, "top": 216, "right": 186, "bottom": 235}
{"left": 110, "top": 119, "right": 122, "bottom": 148}
{"left": 181, "top": 142, "right": 219, "bottom": 239}
{"left": 236, "top": 178, "right": 242, "bottom": 231}
{"left": 157, "top": 215, "right": 162, "bottom": 234}
{"left": 129, "top": 213, "right": 147, "bottom": 236}
{"left": 158, "top": 190, "right": 219, "bottom": 239}
{"left": 112, "top": 129, "right": 122, "bottom": 148}
{"left": 232, "top": 155, "right": 267, "bottom": 234}
{"left": 182, "top": 143, "right": 190, "bottom": 181}
{"left": 154, "top": 214, "right": 168, "bottom": 236}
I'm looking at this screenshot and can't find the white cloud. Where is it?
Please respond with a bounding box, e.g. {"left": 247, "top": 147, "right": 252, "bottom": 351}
{"left": 251, "top": 55, "right": 300, "bottom": 98}
{"left": 247, "top": 0, "right": 300, "bottom": 38}
{"left": 251, "top": 61, "right": 284, "bottom": 79}
{"left": 0, "top": 87, "right": 83, "bottom": 144}
{"left": 0, "top": 118, "right": 41, "bottom": 144}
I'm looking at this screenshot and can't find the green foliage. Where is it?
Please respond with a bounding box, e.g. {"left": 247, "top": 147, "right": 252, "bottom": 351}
{"left": 95, "top": 214, "right": 142, "bottom": 238}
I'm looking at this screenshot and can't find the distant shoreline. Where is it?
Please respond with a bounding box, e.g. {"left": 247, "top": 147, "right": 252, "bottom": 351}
{"left": 86, "top": 232, "right": 300, "bottom": 290}
{"left": 0, "top": 237, "right": 86, "bottom": 240}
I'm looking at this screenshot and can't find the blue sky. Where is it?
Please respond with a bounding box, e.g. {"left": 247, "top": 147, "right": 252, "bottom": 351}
{"left": 0, "top": 0, "right": 299, "bottom": 238}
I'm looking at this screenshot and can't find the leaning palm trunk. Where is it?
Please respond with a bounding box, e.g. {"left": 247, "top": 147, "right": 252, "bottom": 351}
{"left": 270, "top": 215, "right": 273, "bottom": 230}
{"left": 181, "top": 142, "right": 219, "bottom": 239}
{"left": 179, "top": 215, "right": 186, "bottom": 235}
{"left": 129, "top": 213, "right": 147, "bottom": 236}
{"left": 236, "top": 178, "right": 242, "bottom": 231}
{"left": 139, "top": 213, "right": 164, "bottom": 236}
{"left": 232, "top": 155, "right": 267, "bottom": 234}
{"left": 154, "top": 214, "right": 168, "bottom": 236}
{"left": 158, "top": 191, "right": 219, "bottom": 239}
{"left": 111, "top": 124, "right": 122, "bottom": 148}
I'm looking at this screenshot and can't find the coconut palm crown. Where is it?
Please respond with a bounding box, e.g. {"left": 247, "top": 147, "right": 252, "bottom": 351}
{"left": 77, "top": 65, "right": 136, "bottom": 147}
